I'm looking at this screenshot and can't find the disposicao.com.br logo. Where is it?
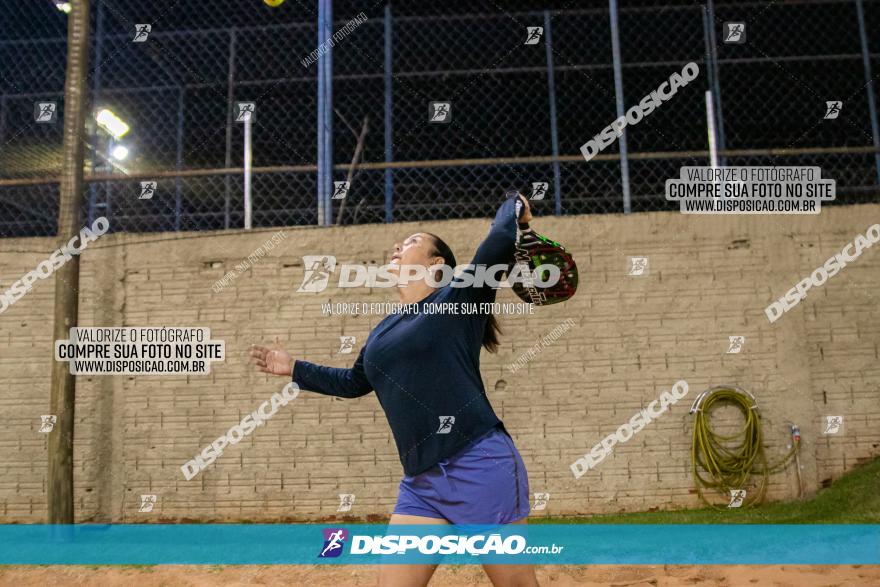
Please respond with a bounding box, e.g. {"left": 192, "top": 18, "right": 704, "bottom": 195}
{"left": 297, "top": 255, "right": 561, "bottom": 293}
{"left": 318, "top": 527, "right": 564, "bottom": 559}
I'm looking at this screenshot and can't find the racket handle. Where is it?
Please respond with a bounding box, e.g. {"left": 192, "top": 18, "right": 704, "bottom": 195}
{"left": 504, "top": 189, "right": 530, "bottom": 229}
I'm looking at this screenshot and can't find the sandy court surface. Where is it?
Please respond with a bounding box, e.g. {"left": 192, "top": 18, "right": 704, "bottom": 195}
{"left": 0, "top": 564, "right": 878, "bottom": 586}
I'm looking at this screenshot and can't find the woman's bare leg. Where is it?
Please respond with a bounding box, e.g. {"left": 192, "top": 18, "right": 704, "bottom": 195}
{"left": 378, "top": 514, "right": 449, "bottom": 587}
{"left": 481, "top": 518, "right": 540, "bottom": 587}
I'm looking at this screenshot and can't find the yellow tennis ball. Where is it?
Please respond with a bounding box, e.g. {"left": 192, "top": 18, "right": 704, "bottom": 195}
{"left": 264, "top": 0, "right": 285, "bottom": 6}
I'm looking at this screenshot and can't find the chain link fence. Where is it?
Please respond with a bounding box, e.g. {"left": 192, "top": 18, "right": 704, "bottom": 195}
{"left": 1, "top": 0, "right": 879, "bottom": 237}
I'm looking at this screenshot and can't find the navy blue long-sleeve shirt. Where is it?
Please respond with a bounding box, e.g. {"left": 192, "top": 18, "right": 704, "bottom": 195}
{"left": 292, "top": 197, "right": 523, "bottom": 476}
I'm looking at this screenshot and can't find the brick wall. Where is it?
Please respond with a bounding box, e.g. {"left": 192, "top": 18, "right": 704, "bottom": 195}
{"left": 1, "top": 204, "right": 878, "bottom": 522}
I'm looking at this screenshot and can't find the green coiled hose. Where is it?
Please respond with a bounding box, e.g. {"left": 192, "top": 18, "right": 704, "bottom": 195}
{"left": 690, "top": 386, "right": 799, "bottom": 508}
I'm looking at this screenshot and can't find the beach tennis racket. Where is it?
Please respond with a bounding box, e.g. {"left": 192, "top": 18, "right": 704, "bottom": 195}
{"left": 505, "top": 190, "right": 579, "bottom": 306}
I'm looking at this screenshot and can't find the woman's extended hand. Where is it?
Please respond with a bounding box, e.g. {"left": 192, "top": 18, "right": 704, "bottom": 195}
{"left": 250, "top": 338, "right": 294, "bottom": 377}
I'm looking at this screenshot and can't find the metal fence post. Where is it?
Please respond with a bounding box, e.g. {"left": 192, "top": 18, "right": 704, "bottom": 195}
{"left": 324, "top": 2, "right": 334, "bottom": 226}
{"left": 317, "top": 7, "right": 325, "bottom": 224}
{"left": 224, "top": 28, "right": 236, "bottom": 229}
{"left": 855, "top": 0, "right": 880, "bottom": 185}
{"left": 704, "top": 0, "right": 727, "bottom": 166}
{"left": 88, "top": 0, "right": 105, "bottom": 225}
{"left": 384, "top": 4, "right": 394, "bottom": 223}
{"left": 544, "top": 10, "right": 562, "bottom": 216}
{"left": 175, "top": 88, "right": 184, "bottom": 231}
{"left": 0, "top": 96, "right": 6, "bottom": 157}
{"left": 317, "top": 0, "right": 334, "bottom": 226}
{"left": 105, "top": 137, "right": 112, "bottom": 222}
{"left": 244, "top": 116, "right": 252, "bottom": 229}
{"left": 608, "top": 0, "right": 631, "bottom": 213}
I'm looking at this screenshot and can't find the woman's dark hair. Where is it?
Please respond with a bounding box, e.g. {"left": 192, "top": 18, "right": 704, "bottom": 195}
{"left": 424, "top": 232, "right": 502, "bottom": 353}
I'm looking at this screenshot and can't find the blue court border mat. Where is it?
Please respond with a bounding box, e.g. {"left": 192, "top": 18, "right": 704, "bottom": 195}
{"left": 0, "top": 524, "right": 877, "bottom": 565}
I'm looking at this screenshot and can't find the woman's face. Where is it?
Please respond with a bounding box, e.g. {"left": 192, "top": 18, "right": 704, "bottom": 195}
{"left": 390, "top": 233, "right": 443, "bottom": 276}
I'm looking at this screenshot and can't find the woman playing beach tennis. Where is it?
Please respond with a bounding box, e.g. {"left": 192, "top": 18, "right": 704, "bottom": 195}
{"left": 250, "top": 195, "right": 540, "bottom": 587}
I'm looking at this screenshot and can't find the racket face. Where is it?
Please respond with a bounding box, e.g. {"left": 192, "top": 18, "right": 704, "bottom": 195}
{"left": 503, "top": 188, "right": 579, "bottom": 305}
{"left": 511, "top": 230, "right": 579, "bottom": 305}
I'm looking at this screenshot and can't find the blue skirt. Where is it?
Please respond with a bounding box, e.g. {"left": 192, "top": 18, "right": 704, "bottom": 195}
{"left": 393, "top": 425, "right": 531, "bottom": 524}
